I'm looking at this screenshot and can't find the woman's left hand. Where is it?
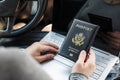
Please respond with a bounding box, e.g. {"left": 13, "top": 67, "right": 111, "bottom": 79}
{"left": 26, "top": 42, "right": 59, "bottom": 63}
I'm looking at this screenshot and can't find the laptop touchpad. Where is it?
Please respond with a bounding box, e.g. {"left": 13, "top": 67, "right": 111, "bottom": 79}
{"left": 41, "top": 60, "right": 71, "bottom": 80}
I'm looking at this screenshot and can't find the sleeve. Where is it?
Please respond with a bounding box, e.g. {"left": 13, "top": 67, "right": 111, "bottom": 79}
{"left": 69, "top": 73, "right": 88, "bottom": 80}
{"left": 0, "top": 47, "right": 53, "bottom": 80}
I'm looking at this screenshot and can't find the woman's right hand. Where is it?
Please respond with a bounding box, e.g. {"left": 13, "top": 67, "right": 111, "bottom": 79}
{"left": 72, "top": 49, "right": 96, "bottom": 77}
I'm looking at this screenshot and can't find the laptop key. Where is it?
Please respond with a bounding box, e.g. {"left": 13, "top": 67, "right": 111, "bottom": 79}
{"left": 94, "top": 69, "right": 103, "bottom": 75}
{"left": 91, "top": 72, "right": 100, "bottom": 79}
{"left": 96, "top": 60, "right": 107, "bottom": 68}
{"left": 96, "top": 56, "right": 110, "bottom": 64}
{"left": 96, "top": 65, "right": 105, "bottom": 71}
{"left": 89, "top": 77, "right": 97, "bottom": 80}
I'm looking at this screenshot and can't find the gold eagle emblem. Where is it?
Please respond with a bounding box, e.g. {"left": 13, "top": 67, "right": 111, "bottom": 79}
{"left": 72, "top": 33, "right": 85, "bottom": 46}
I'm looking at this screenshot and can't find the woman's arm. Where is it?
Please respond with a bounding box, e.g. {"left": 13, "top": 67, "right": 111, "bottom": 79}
{"left": 0, "top": 47, "right": 53, "bottom": 80}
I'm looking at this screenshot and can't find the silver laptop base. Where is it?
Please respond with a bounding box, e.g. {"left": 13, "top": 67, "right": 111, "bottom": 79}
{"left": 41, "top": 32, "right": 119, "bottom": 80}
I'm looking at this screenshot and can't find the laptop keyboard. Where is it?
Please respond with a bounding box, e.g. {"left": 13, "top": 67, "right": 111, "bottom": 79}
{"left": 41, "top": 32, "right": 65, "bottom": 47}
{"left": 90, "top": 50, "right": 109, "bottom": 80}
{"left": 40, "top": 32, "right": 118, "bottom": 80}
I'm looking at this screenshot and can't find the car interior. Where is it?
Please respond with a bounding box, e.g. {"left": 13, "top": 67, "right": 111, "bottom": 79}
{"left": 0, "top": 0, "right": 120, "bottom": 79}
{"left": 0, "top": 0, "right": 87, "bottom": 48}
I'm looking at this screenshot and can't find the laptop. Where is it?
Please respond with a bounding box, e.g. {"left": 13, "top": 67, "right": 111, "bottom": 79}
{"left": 40, "top": 20, "right": 119, "bottom": 80}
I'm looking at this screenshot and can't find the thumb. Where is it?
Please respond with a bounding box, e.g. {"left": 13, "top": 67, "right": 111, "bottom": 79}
{"left": 77, "top": 50, "right": 86, "bottom": 64}
{"left": 35, "top": 54, "right": 55, "bottom": 63}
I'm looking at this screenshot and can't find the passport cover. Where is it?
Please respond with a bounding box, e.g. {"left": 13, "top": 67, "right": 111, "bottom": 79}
{"left": 59, "top": 19, "right": 99, "bottom": 62}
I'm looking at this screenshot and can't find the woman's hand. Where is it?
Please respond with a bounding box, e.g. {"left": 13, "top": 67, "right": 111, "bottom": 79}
{"left": 26, "top": 42, "right": 59, "bottom": 63}
{"left": 72, "top": 49, "right": 96, "bottom": 77}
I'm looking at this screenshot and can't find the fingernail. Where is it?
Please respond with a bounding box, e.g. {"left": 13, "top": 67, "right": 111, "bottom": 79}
{"left": 50, "top": 54, "right": 55, "bottom": 58}
{"left": 81, "top": 50, "right": 86, "bottom": 54}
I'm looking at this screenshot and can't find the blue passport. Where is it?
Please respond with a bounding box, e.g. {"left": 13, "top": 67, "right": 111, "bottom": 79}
{"left": 59, "top": 19, "right": 99, "bottom": 62}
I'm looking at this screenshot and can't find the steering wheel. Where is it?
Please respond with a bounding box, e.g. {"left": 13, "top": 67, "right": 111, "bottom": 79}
{"left": 0, "top": 0, "right": 48, "bottom": 37}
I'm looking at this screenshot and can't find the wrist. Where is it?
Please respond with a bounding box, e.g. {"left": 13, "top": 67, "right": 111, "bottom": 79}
{"left": 20, "top": 48, "right": 31, "bottom": 55}
{"left": 69, "top": 73, "right": 88, "bottom": 80}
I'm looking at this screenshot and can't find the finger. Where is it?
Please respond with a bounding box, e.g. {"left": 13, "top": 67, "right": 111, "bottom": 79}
{"left": 35, "top": 54, "right": 55, "bottom": 63}
{"left": 40, "top": 41, "right": 59, "bottom": 49}
{"left": 99, "top": 32, "right": 120, "bottom": 45}
{"left": 76, "top": 50, "right": 87, "bottom": 64}
{"left": 102, "top": 34, "right": 120, "bottom": 49}
{"left": 109, "top": 42, "right": 120, "bottom": 49}
{"left": 108, "top": 39, "right": 120, "bottom": 47}
{"left": 107, "top": 32, "right": 120, "bottom": 39}
{"left": 105, "top": 36, "right": 120, "bottom": 49}
{"left": 40, "top": 45, "right": 58, "bottom": 54}
{"left": 87, "top": 49, "right": 96, "bottom": 64}
{"left": 106, "top": 34, "right": 120, "bottom": 43}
